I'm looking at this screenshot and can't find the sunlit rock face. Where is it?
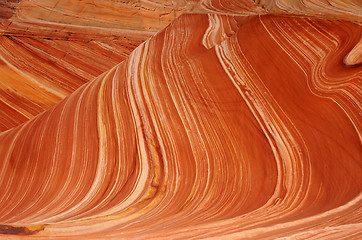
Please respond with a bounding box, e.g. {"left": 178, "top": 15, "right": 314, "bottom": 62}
{"left": 1, "top": 0, "right": 360, "bottom": 131}
{"left": 0, "top": 0, "right": 361, "bottom": 239}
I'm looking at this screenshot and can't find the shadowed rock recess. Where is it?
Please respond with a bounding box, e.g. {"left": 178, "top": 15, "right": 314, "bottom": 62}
{"left": 0, "top": 0, "right": 361, "bottom": 239}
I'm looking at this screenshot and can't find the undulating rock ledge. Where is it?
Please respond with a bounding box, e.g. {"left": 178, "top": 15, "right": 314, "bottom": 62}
{"left": 0, "top": 8, "right": 361, "bottom": 238}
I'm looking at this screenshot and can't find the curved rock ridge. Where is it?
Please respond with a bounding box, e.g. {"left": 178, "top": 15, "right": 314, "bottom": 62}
{"left": 0, "top": 0, "right": 360, "bottom": 130}
{"left": 0, "top": 12, "right": 361, "bottom": 239}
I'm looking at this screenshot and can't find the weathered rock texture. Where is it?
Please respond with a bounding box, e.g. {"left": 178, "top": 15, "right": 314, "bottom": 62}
{"left": 0, "top": 0, "right": 19, "bottom": 21}
{"left": 0, "top": 0, "right": 361, "bottom": 239}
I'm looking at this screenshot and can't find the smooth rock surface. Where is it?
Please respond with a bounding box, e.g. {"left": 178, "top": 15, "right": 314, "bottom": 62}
{"left": 0, "top": 0, "right": 361, "bottom": 239}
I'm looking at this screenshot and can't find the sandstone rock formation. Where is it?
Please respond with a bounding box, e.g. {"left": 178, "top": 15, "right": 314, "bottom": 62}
{"left": 0, "top": 0, "right": 361, "bottom": 239}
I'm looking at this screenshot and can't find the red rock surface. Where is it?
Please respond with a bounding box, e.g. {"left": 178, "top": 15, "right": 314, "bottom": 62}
{"left": 0, "top": 25, "right": 150, "bottom": 131}
{"left": 0, "top": 0, "right": 19, "bottom": 21}
{"left": 0, "top": 0, "right": 361, "bottom": 239}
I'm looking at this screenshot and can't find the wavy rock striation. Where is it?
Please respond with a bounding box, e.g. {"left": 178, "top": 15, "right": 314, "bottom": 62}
{"left": 0, "top": 3, "right": 361, "bottom": 237}
{"left": 1, "top": 0, "right": 360, "bottom": 131}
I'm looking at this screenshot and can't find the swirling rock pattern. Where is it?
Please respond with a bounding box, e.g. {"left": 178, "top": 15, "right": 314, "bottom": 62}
{"left": 1, "top": 0, "right": 360, "bottom": 131}
{"left": 0, "top": 0, "right": 361, "bottom": 239}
